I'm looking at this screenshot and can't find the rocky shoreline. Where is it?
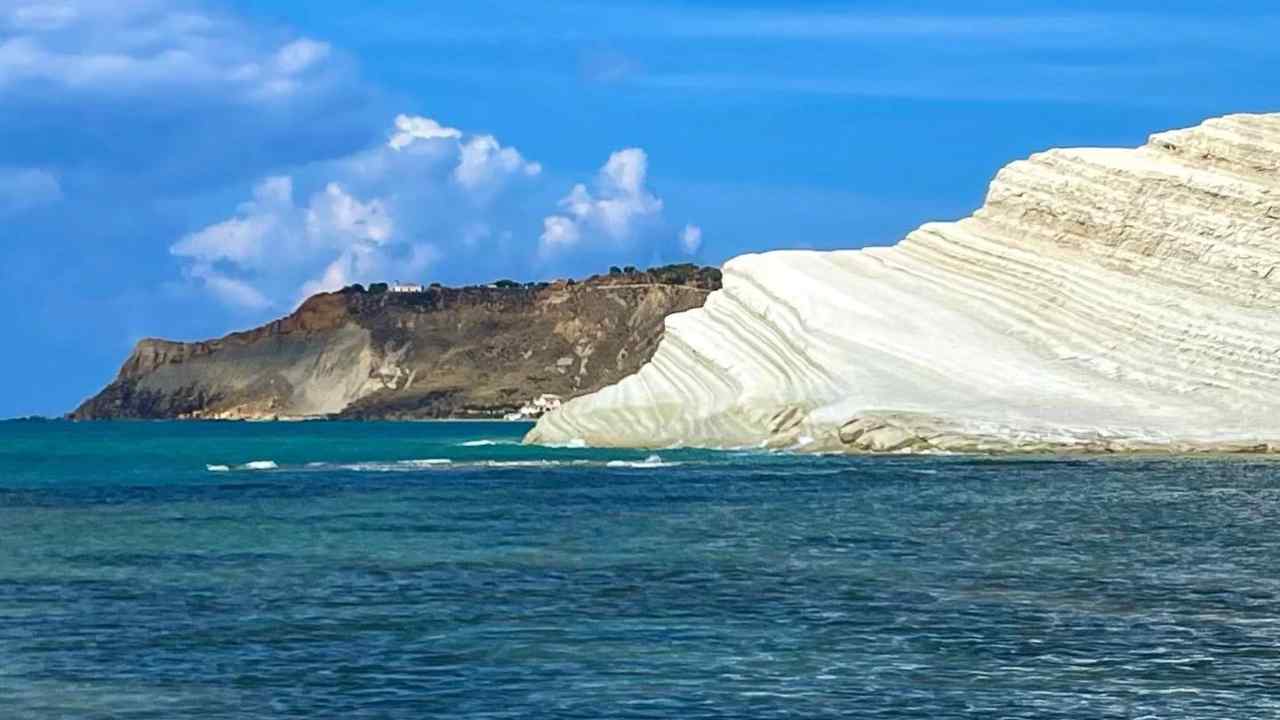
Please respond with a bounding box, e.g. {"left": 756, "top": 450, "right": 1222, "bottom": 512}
{"left": 73, "top": 265, "right": 721, "bottom": 421}
{"left": 528, "top": 113, "right": 1280, "bottom": 455}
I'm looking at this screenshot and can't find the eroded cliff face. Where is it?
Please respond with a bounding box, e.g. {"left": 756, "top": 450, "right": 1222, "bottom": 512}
{"left": 528, "top": 113, "right": 1280, "bottom": 454}
{"left": 72, "top": 266, "right": 721, "bottom": 420}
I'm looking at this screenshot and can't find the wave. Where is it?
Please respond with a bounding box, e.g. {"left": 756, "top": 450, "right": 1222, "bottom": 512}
{"left": 538, "top": 438, "right": 587, "bottom": 449}
{"left": 205, "top": 460, "right": 277, "bottom": 471}
{"left": 484, "top": 460, "right": 563, "bottom": 468}
{"left": 211, "top": 456, "right": 700, "bottom": 474}
{"left": 606, "top": 454, "right": 682, "bottom": 469}
{"left": 337, "top": 459, "right": 453, "bottom": 472}
{"left": 457, "top": 439, "right": 517, "bottom": 447}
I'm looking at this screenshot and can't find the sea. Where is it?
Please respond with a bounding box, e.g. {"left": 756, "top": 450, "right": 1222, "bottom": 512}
{"left": 2, "top": 420, "right": 1278, "bottom": 718}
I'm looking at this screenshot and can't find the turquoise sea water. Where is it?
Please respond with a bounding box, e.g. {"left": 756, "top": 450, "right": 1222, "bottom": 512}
{"left": 2, "top": 420, "right": 1279, "bottom": 718}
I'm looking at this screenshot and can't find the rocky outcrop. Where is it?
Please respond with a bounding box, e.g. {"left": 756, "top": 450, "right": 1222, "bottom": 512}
{"left": 72, "top": 265, "right": 721, "bottom": 420}
{"left": 527, "top": 113, "right": 1280, "bottom": 454}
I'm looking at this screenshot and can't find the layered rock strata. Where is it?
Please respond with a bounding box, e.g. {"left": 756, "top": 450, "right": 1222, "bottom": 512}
{"left": 528, "top": 113, "right": 1280, "bottom": 453}
{"left": 73, "top": 265, "right": 720, "bottom": 420}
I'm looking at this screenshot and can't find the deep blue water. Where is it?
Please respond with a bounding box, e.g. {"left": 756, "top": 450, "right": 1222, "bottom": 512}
{"left": 2, "top": 421, "right": 1279, "bottom": 718}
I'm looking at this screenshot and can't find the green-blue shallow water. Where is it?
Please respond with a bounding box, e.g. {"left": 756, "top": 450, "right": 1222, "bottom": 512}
{"left": 2, "top": 420, "right": 1279, "bottom": 718}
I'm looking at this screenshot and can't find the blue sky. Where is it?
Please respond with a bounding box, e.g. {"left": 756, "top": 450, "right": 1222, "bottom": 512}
{"left": 2, "top": 0, "right": 1278, "bottom": 417}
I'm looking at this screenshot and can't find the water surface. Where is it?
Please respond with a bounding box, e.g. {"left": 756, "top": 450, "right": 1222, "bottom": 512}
{"left": 2, "top": 421, "right": 1278, "bottom": 718}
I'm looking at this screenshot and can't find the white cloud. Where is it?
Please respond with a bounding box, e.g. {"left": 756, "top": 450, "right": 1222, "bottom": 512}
{"left": 0, "top": 166, "right": 62, "bottom": 216}
{"left": 539, "top": 215, "right": 580, "bottom": 253}
{"left": 306, "top": 182, "right": 393, "bottom": 248}
{"left": 170, "top": 176, "right": 293, "bottom": 265}
{"left": 170, "top": 113, "right": 538, "bottom": 309}
{"left": 679, "top": 224, "right": 702, "bottom": 254}
{"left": 8, "top": 4, "right": 80, "bottom": 31}
{"left": 172, "top": 171, "right": 428, "bottom": 308}
{"left": 274, "top": 38, "right": 329, "bottom": 75}
{"left": 298, "top": 241, "right": 439, "bottom": 302}
{"left": 0, "top": 0, "right": 342, "bottom": 103}
{"left": 385, "top": 116, "right": 538, "bottom": 195}
{"left": 539, "top": 148, "right": 663, "bottom": 255}
{"left": 173, "top": 115, "right": 686, "bottom": 311}
{"left": 188, "top": 265, "right": 273, "bottom": 311}
{"left": 453, "top": 135, "right": 541, "bottom": 191}
{"left": 388, "top": 114, "right": 462, "bottom": 150}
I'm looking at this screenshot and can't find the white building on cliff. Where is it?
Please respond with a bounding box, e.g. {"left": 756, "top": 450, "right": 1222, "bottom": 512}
{"left": 388, "top": 282, "right": 427, "bottom": 293}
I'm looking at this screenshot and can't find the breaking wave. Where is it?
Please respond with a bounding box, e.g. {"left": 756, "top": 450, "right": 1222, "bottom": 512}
{"left": 204, "top": 461, "right": 277, "bottom": 472}
{"left": 540, "top": 438, "right": 587, "bottom": 449}
{"left": 606, "top": 455, "right": 682, "bottom": 468}
{"left": 484, "top": 460, "right": 563, "bottom": 468}
{"left": 338, "top": 459, "right": 453, "bottom": 472}
{"left": 206, "top": 455, "right": 706, "bottom": 474}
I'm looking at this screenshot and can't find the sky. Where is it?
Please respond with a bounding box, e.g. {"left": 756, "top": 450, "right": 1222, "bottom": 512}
{"left": 2, "top": 0, "right": 1279, "bottom": 417}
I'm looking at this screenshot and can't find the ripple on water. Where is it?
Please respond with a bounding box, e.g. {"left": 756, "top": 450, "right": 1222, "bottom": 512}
{"left": 3, "top": 422, "right": 1280, "bottom": 718}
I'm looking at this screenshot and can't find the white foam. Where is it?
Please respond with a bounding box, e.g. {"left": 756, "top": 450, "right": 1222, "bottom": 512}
{"left": 339, "top": 462, "right": 392, "bottom": 472}
{"left": 206, "top": 464, "right": 231, "bottom": 472}
{"left": 485, "top": 460, "right": 563, "bottom": 468}
{"left": 606, "top": 454, "right": 682, "bottom": 469}
{"left": 241, "top": 460, "right": 278, "bottom": 470}
{"left": 540, "top": 438, "right": 587, "bottom": 449}
{"left": 457, "top": 439, "right": 515, "bottom": 447}
{"left": 340, "top": 458, "right": 452, "bottom": 472}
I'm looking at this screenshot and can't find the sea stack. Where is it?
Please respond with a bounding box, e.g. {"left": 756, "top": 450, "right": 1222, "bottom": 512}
{"left": 527, "top": 113, "right": 1280, "bottom": 453}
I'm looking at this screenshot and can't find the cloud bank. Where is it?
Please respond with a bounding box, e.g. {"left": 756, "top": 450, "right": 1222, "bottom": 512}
{"left": 172, "top": 115, "right": 697, "bottom": 310}
{"left": 0, "top": 0, "right": 376, "bottom": 193}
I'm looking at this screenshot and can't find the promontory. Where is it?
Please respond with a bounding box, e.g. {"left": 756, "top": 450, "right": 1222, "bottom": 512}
{"left": 527, "top": 113, "right": 1280, "bottom": 454}
{"left": 72, "top": 265, "right": 720, "bottom": 420}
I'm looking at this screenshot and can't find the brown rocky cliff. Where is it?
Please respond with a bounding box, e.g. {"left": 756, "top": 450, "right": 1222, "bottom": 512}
{"left": 71, "top": 265, "right": 721, "bottom": 420}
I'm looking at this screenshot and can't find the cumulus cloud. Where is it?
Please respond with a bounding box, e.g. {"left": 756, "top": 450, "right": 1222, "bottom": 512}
{"left": 171, "top": 114, "right": 542, "bottom": 309}
{"left": 679, "top": 224, "right": 703, "bottom": 254}
{"left": 172, "top": 112, "right": 696, "bottom": 311}
{"left": 306, "top": 182, "right": 394, "bottom": 248}
{"left": 453, "top": 135, "right": 541, "bottom": 192}
{"left": 539, "top": 148, "right": 663, "bottom": 256}
{"left": 0, "top": 166, "right": 62, "bottom": 216}
{"left": 172, "top": 172, "right": 431, "bottom": 309}
{"left": 171, "top": 176, "right": 294, "bottom": 266}
{"left": 539, "top": 215, "right": 581, "bottom": 254}
{"left": 384, "top": 115, "right": 539, "bottom": 193}
{"left": 1, "top": 2, "right": 700, "bottom": 321}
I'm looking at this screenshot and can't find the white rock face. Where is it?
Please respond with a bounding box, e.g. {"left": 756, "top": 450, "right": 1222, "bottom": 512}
{"left": 527, "top": 113, "right": 1280, "bottom": 453}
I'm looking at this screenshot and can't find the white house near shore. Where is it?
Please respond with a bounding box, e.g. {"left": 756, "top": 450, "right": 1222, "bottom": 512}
{"left": 504, "top": 394, "right": 563, "bottom": 421}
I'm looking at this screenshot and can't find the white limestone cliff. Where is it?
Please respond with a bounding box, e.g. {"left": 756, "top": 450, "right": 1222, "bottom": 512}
{"left": 526, "top": 113, "right": 1280, "bottom": 454}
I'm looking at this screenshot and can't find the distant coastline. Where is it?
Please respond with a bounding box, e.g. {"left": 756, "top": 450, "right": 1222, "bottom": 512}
{"left": 71, "top": 264, "right": 721, "bottom": 423}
